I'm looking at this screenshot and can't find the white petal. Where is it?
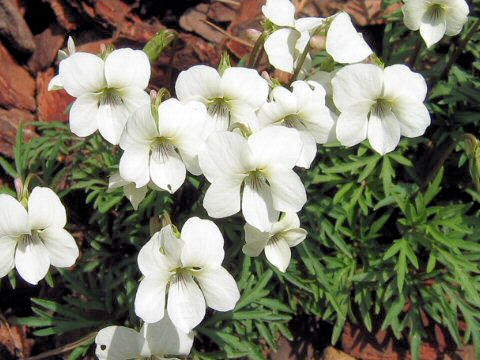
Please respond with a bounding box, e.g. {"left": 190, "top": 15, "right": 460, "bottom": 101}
{"left": 39, "top": 228, "right": 78, "bottom": 267}
{"left": 331, "top": 63, "right": 382, "bottom": 111}
{"left": 335, "top": 102, "right": 371, "bottom": 147}
{"left": 268, "top": 168, "right": 307, "bottom": 213}
{"left": 175, "top": 65, "right": 222, "bottom": 103}
{"left": 97, "top": 102, "right": 131, "bottom": 145}
{"left": 221, "top": 67, "right": 269, "bottom": 109}
{"left": 282, "top": 228, "right": 307, "bottom": 247}
{"left": 265, "top": 238, "right": 291, "bottom": 272}
{"left": 119, "top": 87, "right": 151, "bottom": 113}
{"left": 296, "top": 130, "right": 317, "bottom": 169}
{"left": 242, "top": 177, "right": 278, "bottom": 232}
{"left": 392, "top": 98, "right": 431, "bottom": 137}
{"left": 419, "top": 11, "right": 447, "bottom": 47}
{"left": 203, "top": 177, "right": 244, "bottom": 219}
{"left": 0, "top": 236, "right": 17, "bottom": 278}
{"left": 273, "top": 211, "right": 300, "bottom": 232}
{"left": 120, "top": 105, "right": 158, "bottom": 151}
{"left": 402, "top": 0, "right": 428, "bottom": 30}
{"left": 198, "top": 131, "right": 251, "bottom": 182}
{"left": 95, "top": 326, "right": 144, "bottom": 360}
{"left": 382, "top": 64, "right": 427, "bottom": 102}
{"left": 149, "top": 146, "right": 186, "bottom": 193}
{"left": 271, "top": 86, "right": 299, "bottom": 114}
{"left": 326, "top": 12, "right": 372, "bottom": 64}
{"left": 0, "top": 194, "right": 29, "bottom": 236}
{"left": 15, "top": 235, "right": 50, "bottom": 285}
{"left": 47, "top": 74, "right": 63, "bottom": 91}
{"left": 67, "top": 36, "right": 75, "bottom": 54}
{"left": 59, "top": 52, "right": 106, "bottom": 97}
{"left": 107, "top": 172, "right": 128, "bottom": 191}
{"left": 135, "top": 273, "right": 169, "bottom": 323}
{"left": 264, "top": 28, "right": 300, "bottom": 73}
{"left": 138, "top": 226, "right": 183, "bottom": 276}
{"left": 242, "top": 224, "right": 269, "bottom": 257}
{"left": 262, "top": 0, "right": 296, "bottom": 27}
{"left": 123, "top": 183, "right": 148, "bottom": 210}
{"left": 119, "top": 147, "right": 151, "bottom": 188}
{"left": 248, "top": 126, "right": 301, "bottom": 170}
{"left": 167, "top": 274, "right": 206, "bottom": 332}
{"left": 180, "top": 217, "right": 225, "bottom": 268}
{"left": 142, "top": 313, "right": 194, "bottom": 357}
{"left": 367, "top": 110, "right": 401, "bottom": 155}
{"left": 69, "top": 94, "right": 100, "bottom": 138}
{"left": 196, "top": 266, "right": 240, "bottom": 311}
{"left": 28, "top": 187, "right": 66, "bottom": 230}
{"left": 445, "top": 0, "right": 469, "bottom": 36}
{"left": 105, "top": 49, "right": 151, "bottom": 89}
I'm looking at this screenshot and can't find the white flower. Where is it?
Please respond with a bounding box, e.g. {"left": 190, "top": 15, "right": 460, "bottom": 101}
{"left": 331, "top": 63, "right": 431, "bottom": 155}
{"left": 243, "top": 212, "right": 307, "bottom": 272}
{"left": 0, "top": 187, "right": 79, "bottom": 285}
{"left": 107, "top": 172, "right": 148, "bottom": 210}
{"left": 95, "top": 313, "right": 193, "bottom": 360}
{"left": 134, "top": 218, "right": 240, "bottom": 332}
{"left": 262, "top": 0, "right": 372, "bottom": 73}
{"left": 199, "top": 126, "right": 306, "bottom": 231}
{"left": 48, "top": 48, "right": 151, "bottom": 145}
{"left": 119, "top": 99, "right": 206, "bottom": 194}
{"left": 403, "top": 0, "right": 469, "bottom": 48}
{"left": 175, "top": 65, "right": 269, "bottom": 135}
{"left": 257, "top": 81, "right": 335, "bottom": 168}
{"left": 325, "top": 12, "right": 373, "bottom": 64}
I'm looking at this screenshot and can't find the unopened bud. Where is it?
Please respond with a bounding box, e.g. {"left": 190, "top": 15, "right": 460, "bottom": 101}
{"left": 14, "top": 178, "right": 23, "bottom": 197}
{"left": 261, "top": 71, "right": 271, "bottom": 82}
{"left": 246, "top": 28, "right": 262, "bottom": 42}
{"left": 100, "top": 44, "right": 115, "bottom": 60}
{"left": 309, "top": 35, "right": 326, "bottom": 50}
{"left": 150, "top": 90, "right": 158, "bottom": 102}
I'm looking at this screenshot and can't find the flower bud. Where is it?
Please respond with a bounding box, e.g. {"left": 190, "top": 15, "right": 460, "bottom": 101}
{"left": 309, "top": 35, "right": 326, "bottom": 50}
{"left": 246, "top": 28, "right": 262, "bottom": 42}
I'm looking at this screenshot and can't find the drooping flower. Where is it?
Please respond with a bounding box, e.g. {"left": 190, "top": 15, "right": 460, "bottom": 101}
{"left": 95, "top": 313, "right": 193, "bottom": 360}
{"left": 402, "top": 0, "right": 469, "bottom": 48}
{"left": 175, "top": 65, "right": 269, "bottom": 134}
{"left": 107, "top": 172, "right": 148, "bottom": 210}
{"left": 119, "top": 98, "right": 206, "bottom": 194}
{"left": 134, "top": 218, "right": 240, "bottom": 332}
{"left": 48, "top": 47, "right": 151, "bottom": 145}
{"left": 0, "top": 187, "right": 79, "bottom": 285}
{"left": 261, "top": 0, "right": 372, "bottom": 73}
{"left": 257, "top": 81, "right": 335, "bottom": 168}
{"left": 198, "top": 126, "right": 306, "bottom": 231}
{"left": 243, "top": 212, "right": 307, "bottom": 272}
{"left": 331, "top": 63, "right": 431, "bottom": 155}
{"left": 324, "top": 12, "right": 373, "bottom": 64}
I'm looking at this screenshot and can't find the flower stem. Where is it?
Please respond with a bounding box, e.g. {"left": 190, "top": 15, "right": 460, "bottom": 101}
{"left": 246, "top": 31, "right": 268, "bottom": 68}
{"left": 441, "top": 18, "right": 480, "bottom": 79}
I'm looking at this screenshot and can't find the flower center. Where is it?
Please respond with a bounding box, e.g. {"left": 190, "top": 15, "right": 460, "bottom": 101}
{"left": 207, "top": 98, "right": 231, "bottom": 129}
{"left": 245, "top": 170, "right": 268, "bottom": 190}
{"left": 426, "top": 3, "right": 446, "bottom": 22}
{"left": 282, "top": 114, "right": 303, "bottom": 129}
{"left": 99, "top": 88, "right": 123, "bottom": 106}
{"left": 370, "top": 98, "right": 392, "bottom": 119}
{"left": 150, "top": 137, "right": 174, "bottom": 163}
{"left": 20, "top": 231, "right": 42, "bottom": 250}
{"left": 268, "top": 234, "right": 281, "bottom": 246}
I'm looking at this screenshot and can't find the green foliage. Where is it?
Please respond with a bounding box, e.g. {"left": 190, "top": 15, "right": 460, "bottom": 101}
{"left": 1, "top": 4, "right": 480, "bottom": 359}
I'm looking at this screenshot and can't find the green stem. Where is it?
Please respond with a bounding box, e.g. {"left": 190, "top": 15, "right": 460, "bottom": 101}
{"left": 246, "top": 32, "right": 268, "bottom": 68}
{"left": 289, "top": 22, "right": 328, "bottom": 85}
{"left": 441, "top": 18, "right": 480, "bottom": 79}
